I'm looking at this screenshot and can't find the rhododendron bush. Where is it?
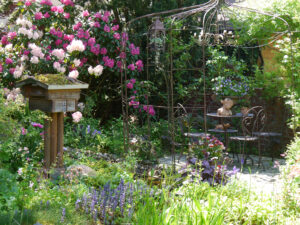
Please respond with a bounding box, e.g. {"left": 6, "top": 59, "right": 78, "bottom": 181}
{"left": 0, "top": 0, "right": 154, "bottom": 119}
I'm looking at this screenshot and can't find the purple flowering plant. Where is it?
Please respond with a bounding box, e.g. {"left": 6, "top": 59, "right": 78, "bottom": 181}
{"left": 212, "top": 75, "right": 254, "bottom": 98}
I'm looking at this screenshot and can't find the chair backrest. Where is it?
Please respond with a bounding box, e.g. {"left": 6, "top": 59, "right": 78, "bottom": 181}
{"left": 241, "top": 106, "right": 266, "bottom": 136}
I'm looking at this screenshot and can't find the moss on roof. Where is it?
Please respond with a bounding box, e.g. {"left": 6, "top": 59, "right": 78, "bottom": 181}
{"left": 34, "top": 74, "right": 74, "bottom": 85}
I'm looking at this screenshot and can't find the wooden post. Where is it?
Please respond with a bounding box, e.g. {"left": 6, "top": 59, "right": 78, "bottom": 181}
{"left": 57, "top": 112, "right": 64, "bottom": 168}
{"left": 44, "top": 115, "right": 51, "bottom": 169}
{"left": 50, "top": 113, "right": 58, "bottom": 165}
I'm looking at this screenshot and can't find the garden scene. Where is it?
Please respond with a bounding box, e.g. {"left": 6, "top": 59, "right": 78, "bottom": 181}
{"left": 0, "top": 0, "right": 299, "bottom": 224}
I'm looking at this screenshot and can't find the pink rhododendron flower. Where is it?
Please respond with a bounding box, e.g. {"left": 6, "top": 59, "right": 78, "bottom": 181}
{"left": 40, "top": 0, "right": 52, "bottom": 6}
{"left": 88, "top": 38, "right": 96, "bottom": 46}
{"left": 130, "top": 79, "right": 136, "bottom": 84}
{"left": 127, "top": 82, "right": 133, "bottom": 89}
{"left": 62, "top": 0, "right": 74, "bottom": 6}
{"left": 57, "top": 6, "right": 64, "bottom": 13}
{"left": 31, "top": 122, "right": 44, "bottom": 129}
{"left": 102, "top": 15, "right": 109, "bottom": 23}
{"left": 35, "top": 12, "right": 43, "bottom": 20}
{"left": 104, "top": 58, "right": 114, "bottom": 68}
{"left": 0, "top": 64, "right": 2, "bottom": 73}
{"left": 68, "top": 70, "right": 79, "bottom": 79}
{"left": 44, "top": 12, "right": 50, "bottom": 18}
{"left": 83, "top": 10, "right": 90, "bottom": 17}
{"left": 148, "top": 106, "right": 156, "bottom": 116}
{"left": 73, "top": 22, "right": 82, "bottom": 31}
{"left": 104, "top": 25, "right": 110, "bottom": 32}
{"left": 21, "top": 127, "right": 27, "bottom": 135}
{"left": 56, "top": 30, "right": 63, "bottom": 38}
{"left": 64, "top": 13, "right": 70, "bottom": 19}
{"left": 6, "top": 58, "right": 13, "bottom": 64}
{"left": 46, "top": 55, "right": 51, "bottom": 61}
{"left": 112, "top": 25, "right": 119, "bottom": 31}
{"left": 131, "top": 46, "right": 140, "bottom": 55}
{"left": 63, "top": 43, "right": 68, "bottom": 49}
{"left": 50, "top": 28, "right": 57, "bottom": 36}
{"left": 116, "top": 61, "right": 122, "bottom": 69}
{"left": 91, "top": 44, "right": 100, "bottom": 55}
{"left": 9, "top": 68, "right": 16, "bottom": 74}
{"left": 94, "top": 12, "right": 101, "bottom": 18}
{"left": 136, "top": 60, "right": 144, "bottom": 71}
{"left": 25, "top": 1, "right": 32, "bottom": 6}
{"left": 113, "top": 33, "right": 120, "bottom": 40}
{"left": 55, "top": 39, "right": 62, "bottom": 46}
{"left": 23, "top": 50, "right": 30, "bottom": 55}
{"left": 8, "top": 32, "right": 17, "bottom": 40}
{"left": 100, "top": 48, "right": 107, "bottom": 55}
{"left": 128, "top": 64, "right": 135, "bottom": 71}
{"left": 1, "top": 36, "right": 8, "bottom": 45}
{"left": 51, "top": 6, "right": 58, "bottom": 12}
{"left": 93, "top": 22, "right": 100, "bottom": 28}
{"left": 72, "top": 111, "right": 82, "bottom": 123}
{"left": 104, "top": 11, "right": 111, "bottom": 17}
{"left": 120, "top": 52, "right": 126, "bottom": 59}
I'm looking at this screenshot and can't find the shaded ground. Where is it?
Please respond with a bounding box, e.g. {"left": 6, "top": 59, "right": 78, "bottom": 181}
{"left": 158, "top": 154, "right": 285, "bottom": 194}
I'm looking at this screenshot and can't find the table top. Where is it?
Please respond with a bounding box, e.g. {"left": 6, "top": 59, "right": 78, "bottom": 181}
{"left": 208, "top": 128, "right": 238, "bottom": 133}
{"left": 253, "top": 132, "right": 282, "bottom": 137}
{"left": 184, "top": 132, "right": 210, "bottom": 138}
{"left": 206, "top": 112, "right": 253, "bottom": 118}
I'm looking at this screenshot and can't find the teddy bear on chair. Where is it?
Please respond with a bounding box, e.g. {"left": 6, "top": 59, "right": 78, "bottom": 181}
{"left": 217, "top": 98, "right": 234, "bottom": 116}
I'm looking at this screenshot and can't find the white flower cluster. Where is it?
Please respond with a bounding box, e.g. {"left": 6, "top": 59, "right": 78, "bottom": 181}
{"left": 68, "top": 70, "right": 79, "bottom": 79}
{"left": 29, "top": 43, "right": 44, "bottom": 64}
{"left": 13, "top": 64, "right": 25, "bottom": 79}
{"left": 53, "top": 61, "right": 66, "bottom": 73}
{"left": 88, "top": 65, "right": 103, "bottom": 76}
{"left": 17, "top": 18, "right": 43, "bottom": 40}
{"left": 73, "top": 59, "right": 81, "bottom": 67}
{"left": 67, "top": 40, "right": 85, "bottom": 53}
{"left": 4, "top": 43, "right": 13, "bottom": 52}
{"left": 4, "top": 88, "right": 24, "bottom": 103}
{"left": 52, "top": 49, "right": 65, "bottom": 60}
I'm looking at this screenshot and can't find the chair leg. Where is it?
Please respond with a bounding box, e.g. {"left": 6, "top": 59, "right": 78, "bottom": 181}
{"left": 257, "top": 139, "right": 265, "bottom": 170}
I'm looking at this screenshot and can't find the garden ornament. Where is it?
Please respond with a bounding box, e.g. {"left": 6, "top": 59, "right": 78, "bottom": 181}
{"left": 217, "top": 98, "right": 234, "bottom": 116}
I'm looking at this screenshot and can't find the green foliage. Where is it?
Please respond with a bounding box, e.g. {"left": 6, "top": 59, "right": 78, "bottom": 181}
{"left": 0, "top": 169, "right": 19, "bottom": 212}
{"left": 281, "top": 137, "right": 300, "bottom": 215}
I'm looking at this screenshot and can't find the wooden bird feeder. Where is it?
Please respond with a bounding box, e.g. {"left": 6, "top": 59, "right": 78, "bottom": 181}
{"left": 17, "top": 74, "right": 88, "bottom": 169}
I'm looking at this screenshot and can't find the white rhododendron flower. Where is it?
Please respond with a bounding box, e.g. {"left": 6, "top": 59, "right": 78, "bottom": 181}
{"left": 21, "top": 55, "right": 29, "bottom": 61}
{"left": 29, "top": 43, "right": 44, "bottom": 58}
{"left": 94, "top": 65, "right": 103, "bottom": 76}
{"left": 53, "top": 61, "right": 61, "bottom": 70}
{"left": 58, "top": 67, "right": 66, "bottom": 73}
{"left": 88, "top": 66, "right": 94, "bottom": 75}
{"left": 67, "top": 39, "right": 85, "bottom": 53}
{"left": 68, "top": 70, "right": 79, "bottom": 79}
{"left": 73, "top": 59, "right": 81, "bottom": 67}
{"left": 33, "top": 31, "right": 40, "bottom": 40}
{"left": 30, "top": 56, "right": 39, "bottom": 64}
{"left": 13, "top": 70, "right": 22, "bottom": 79}
{"left": 5, "top": 44, "right": 13, "bottom": 52}
{"left": 52, "top": 49, "right": 65, "bottom": 60}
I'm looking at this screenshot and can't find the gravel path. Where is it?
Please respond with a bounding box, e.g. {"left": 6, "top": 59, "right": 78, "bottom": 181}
{"left": 158, "top": 154, "right": 285, "bottom": 194}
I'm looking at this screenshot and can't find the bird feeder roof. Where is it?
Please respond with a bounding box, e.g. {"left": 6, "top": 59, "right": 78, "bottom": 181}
{"left": 16, "top": 74, "right": 89, "bottom": 90}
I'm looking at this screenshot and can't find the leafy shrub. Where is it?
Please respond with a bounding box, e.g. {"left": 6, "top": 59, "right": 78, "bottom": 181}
{"left": 0, "top": 169, "right": 19, "bottom": 212}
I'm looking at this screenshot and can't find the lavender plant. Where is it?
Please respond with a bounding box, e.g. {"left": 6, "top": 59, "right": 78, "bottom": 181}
{"left": 75, "top": 179, "right": 143, "bottom": 224}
